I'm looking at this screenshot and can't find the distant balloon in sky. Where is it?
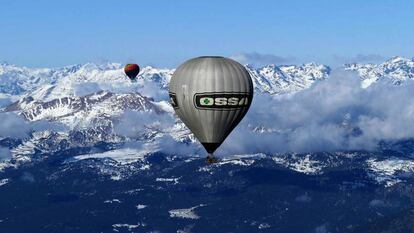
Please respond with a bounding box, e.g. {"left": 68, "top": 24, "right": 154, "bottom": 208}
{"left": 124, "top": 64, "right": 140, "bottom": 80}
{"left": 169, "top": 56, "right": 254, "bottom": 162}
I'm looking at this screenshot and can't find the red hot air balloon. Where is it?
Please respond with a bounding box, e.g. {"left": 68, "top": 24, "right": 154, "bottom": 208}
{"left": 124, "top": 64, "right": 140, "bottom": 80}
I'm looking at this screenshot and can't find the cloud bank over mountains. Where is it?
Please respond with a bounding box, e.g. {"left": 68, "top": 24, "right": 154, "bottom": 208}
{"left": 220, "top": 70, "right": 414, "bottom": 154}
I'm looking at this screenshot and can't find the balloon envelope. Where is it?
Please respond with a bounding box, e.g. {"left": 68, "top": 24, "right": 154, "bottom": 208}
{"left": 169, "top": 56, "right": 254, "bottom": 154}
{"left": 124, "top": 64, "right": 140, "bottom": 80}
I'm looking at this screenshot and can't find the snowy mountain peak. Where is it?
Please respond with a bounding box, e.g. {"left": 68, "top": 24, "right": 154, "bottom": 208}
{"left": 247, "top": 62, "right": 330, "bottom": 94}
{"left": 387, "top": 56, "right": 412, "bottom": 64}
{"left": 345, "top": 56, "right": 414, "bottom": 87}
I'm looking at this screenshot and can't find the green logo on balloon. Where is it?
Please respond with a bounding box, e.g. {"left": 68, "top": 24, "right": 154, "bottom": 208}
{"left": 199, "top": 97, "right": 214, "bottom": 106}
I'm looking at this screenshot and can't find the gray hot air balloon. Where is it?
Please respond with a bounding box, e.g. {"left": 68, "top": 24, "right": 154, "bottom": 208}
{"left": 169, "top": 56, "right": 254, "bottom": 162}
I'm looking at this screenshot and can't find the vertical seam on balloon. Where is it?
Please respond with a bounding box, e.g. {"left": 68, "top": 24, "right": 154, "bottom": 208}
{"left": 191, "top": 59, "right": 205, "bottom": 142}
{"left": 211, "top": 58, "right": 217, "bottom": 143}
{"left": 223, "top": 58, "right": 238, "bottom": 142}
{"left": 201, "top": 58, "right": 209, "bottom": 142}
{"left": 194, "top": 59, "right": 205, "bottom": 142}
{"left": 217, "top": 58, "right": 226, "bottom": 144}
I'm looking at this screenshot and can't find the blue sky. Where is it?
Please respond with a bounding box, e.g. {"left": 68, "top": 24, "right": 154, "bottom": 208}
{"left": 1, "top": 0, "right": 413, "bottom": 67}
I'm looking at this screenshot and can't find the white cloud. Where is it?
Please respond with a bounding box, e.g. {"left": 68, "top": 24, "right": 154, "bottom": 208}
{"left": 0, "top": 113, "right": 32, "bottom": 138}
{"left": 114, "top": 110, "right": 202, "bottom": 156}
{"left": 230, "top": 52, "right": 295, "bottom": 67}
{"left": 0, "top": 112, "right": 67, "bottom": 139}
{"left": 72, "top": 79, "right": 168, "bottom": 102}
{"left": 73, "top": 82, "right": 101, "bottom": 97}
{"left": 136, "top": 81, "right": 169, "bottom": 101}
{"left": 333, "top": 54, "right": 385, "bottom": 64}
{"left": 114, "top": 110, "right": 174, "bottom": 138}
{"left": 217, "top": 70, "right": 414, "bottom": 154}
{"left": 155, "top": 135, "right": 202, "bottom": 156}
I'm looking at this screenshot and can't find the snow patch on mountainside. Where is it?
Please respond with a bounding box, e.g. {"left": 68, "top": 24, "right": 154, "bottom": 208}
{"left": 112, "top": 223, "right": 144, "bottom": 231}
{"left": 136, "top": 204, "right": 147, "bottom": 210}
{"left": 272, "top": 154, "right": 326, "bottom": 175}
{"left": 104, "top": 199, "right": 122, "bottom": 204}
{"left": 0, "top": 178, "right": 10, "bottom": 187}
{"left": 156, "top": 177, "right": 181, "bottom": 185}
{"left": 169, "top": 204, "right": 206, "bottom": 220}
{"left": 73, "top": 147, "right": 154, "bottom": 165}
{"left": 367, "top": 158, "right": 414, "bottom": 187}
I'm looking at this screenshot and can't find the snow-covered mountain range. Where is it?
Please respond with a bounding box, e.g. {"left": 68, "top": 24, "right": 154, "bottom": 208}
{"left": 2, "top": 56, "right": 414, "bottom": 103}
{"left": 0, "top": 62, "right": 173, "bottom": 102}
{"left": 2, "top": 56, "right": 414, "bottom": 186}
{"left": 0, "top": 61, "right": 330, "bottom": 102}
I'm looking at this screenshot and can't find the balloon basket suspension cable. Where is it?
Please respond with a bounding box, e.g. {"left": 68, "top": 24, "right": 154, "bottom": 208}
{"left": 206, "top": 153, "right": 219, "bottom": 165}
